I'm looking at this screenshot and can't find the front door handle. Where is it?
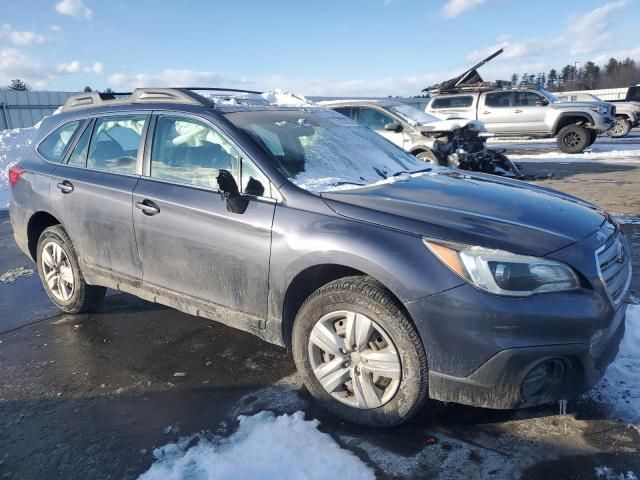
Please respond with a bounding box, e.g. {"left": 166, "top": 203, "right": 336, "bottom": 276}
{"left": 514, "top": 109, "right": 523, "bottom": 113}
{"left": 135, "top": 200, "right": 160, "bottom": 216}
{"left": 56, "top": 180, "right": 74, "bottom": 194}
{"left": 483, "top": 111, "right": 491, "bottom": 115}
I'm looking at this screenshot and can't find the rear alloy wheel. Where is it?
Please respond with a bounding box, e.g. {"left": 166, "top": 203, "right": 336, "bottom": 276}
{"left": 37, "top": 225, "right": 106, "bottom": 313}
{"left": 292, "top": 276, "right": 428, "bottom": 426}
{"left": 607, "top": 117, "right": 632, "bottom": 138}
{"left": 556, "top": 124, "right": 590, "bottom": 153}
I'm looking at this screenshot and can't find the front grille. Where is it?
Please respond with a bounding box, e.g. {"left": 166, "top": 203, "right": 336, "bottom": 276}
{"left": 596, "top": 227, "right": 632, "bottom": 305}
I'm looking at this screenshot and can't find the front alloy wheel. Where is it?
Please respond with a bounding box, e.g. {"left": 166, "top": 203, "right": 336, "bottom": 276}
{"left": 308, "top": 310, "right": 401, "bottom": 409}
{"left": 292, "top": 276, "right": 428, "bottom": 426}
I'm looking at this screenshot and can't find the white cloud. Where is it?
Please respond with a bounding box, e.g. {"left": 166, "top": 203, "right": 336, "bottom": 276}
{"left": 441, "top": 0, "right": 486, "bottom": 18}
{"left": 50, "top": 25, "right": 62, "bottom": 32}
{"left": 55, "top": 0, "right": 92, "bottom": 20}
{"left": 0, "top": 24, "right": 47, "bottom": 47}
{"left": 0, "top": 48, "right": 48, "bottom": 87}
{"left": 567, "top": 0, "right": 628, "bottom": 55}
{"left": 56, "top": 60, "right": 103, "bottom": 75}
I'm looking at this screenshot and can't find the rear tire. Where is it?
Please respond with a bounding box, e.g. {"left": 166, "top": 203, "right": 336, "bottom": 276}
{"left": 36, "top": 225, "right": 106, "bottom": 314}
{"left": 607, "top": 117, "right": 632, "bottom": 138}
{"left": 292, "top": 276, "right": 428, "bottom": 427}
{"left": 556, "top": 124, "right": 590, "bottom": 153}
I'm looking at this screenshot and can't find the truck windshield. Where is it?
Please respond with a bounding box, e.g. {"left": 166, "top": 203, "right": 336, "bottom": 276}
{"left": 224, "top": 109, "right": 429, "bottom": 192}
{"left": 539, "top": 89, "right": 560, "bottom": 103}
{"left": 387, "top": 103, "right": 440, "bottom": 126}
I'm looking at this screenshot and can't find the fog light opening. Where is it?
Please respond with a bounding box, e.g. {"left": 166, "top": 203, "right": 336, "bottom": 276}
{"left": 521, "top": 358, "right": 567, "bottom": 401}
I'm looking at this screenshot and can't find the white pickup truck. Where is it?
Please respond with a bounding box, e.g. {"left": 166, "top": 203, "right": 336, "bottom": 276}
{"left": 426, "top": 87, "right": 615, "bottom": 153}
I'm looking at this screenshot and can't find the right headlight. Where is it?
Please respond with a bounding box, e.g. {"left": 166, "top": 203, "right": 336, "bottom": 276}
{"left": 424, "top": 239, "right": 580, "bottom": 297}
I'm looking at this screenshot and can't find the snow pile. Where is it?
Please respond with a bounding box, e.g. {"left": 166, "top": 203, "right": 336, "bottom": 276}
{"left": 510, "top": 148, "right": 640, "bottom": 164}
{"left": 0, "top": 126, "right": 38, "bottom": 209}
{"left": 595, "top": 465, "right": 638, "bottom": 480}
{"left": 592, "top": 304, "right": 640, "bottom": 424}
{"left": 138, "top": 411, "right": 374, "bottom": 480}
{"left": 207, "top": 89, "right": 316, "bottom": 108}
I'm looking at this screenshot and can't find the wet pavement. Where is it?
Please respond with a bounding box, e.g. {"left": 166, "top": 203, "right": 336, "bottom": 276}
{"left": 1, "top": 156, "right": 640, "bottom": 479}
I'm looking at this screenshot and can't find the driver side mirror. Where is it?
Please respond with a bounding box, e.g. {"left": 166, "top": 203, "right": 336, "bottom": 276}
{"left": 384, "top": 122, "right": 403, "bottom": 133}
{"left": 535, "top": 99, "right": 549, "bottom": 106}
{"left": 216, "top": 169, "right": 249, "bottom": 214}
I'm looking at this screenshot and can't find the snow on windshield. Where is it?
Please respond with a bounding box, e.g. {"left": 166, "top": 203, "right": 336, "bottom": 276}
{"left": 228, "top": 109, "right": 431, "bottom": 192}
{"left": 388, "top": 103, "right": 439, "bottom": 126}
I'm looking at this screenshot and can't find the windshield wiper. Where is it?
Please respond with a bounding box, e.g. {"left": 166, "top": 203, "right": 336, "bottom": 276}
{"left": 390, "top": 167, "right": 432, "bottom": 177}
{"left": 332, "top": 181, "right": 366, "bottom": 187}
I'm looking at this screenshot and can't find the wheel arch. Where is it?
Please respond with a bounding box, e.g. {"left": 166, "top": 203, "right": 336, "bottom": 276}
{"left": 280, "top": 263, "right": 410, "bottom": 349}
{"left": 553, "top": 113, "right": 594, "bottom": 135}
{"left": 27, "top": 211, "right": 62, "bottom": 261}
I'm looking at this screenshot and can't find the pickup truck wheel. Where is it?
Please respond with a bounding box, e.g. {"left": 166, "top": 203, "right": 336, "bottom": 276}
{"left": 607, "top": 117, "right": 632, "bottom": 138}
{"left": 292, "top": 276, "right": 428, "bottom": 427}
{"left": 37, "top": 225, "right": 106, "bottom": 314}
{"left": 557, "top": 125, "right": 590, "bottom": 153}
{"left": 414, "top": 149, "right": 439, "bottom": 165}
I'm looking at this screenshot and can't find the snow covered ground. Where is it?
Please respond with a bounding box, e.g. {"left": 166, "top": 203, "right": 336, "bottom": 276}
{"left": 139, "top": 411, "right": 375, "bottom": 480}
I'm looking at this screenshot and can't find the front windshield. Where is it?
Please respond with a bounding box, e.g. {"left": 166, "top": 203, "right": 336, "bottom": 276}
{"left": 387, "top": 103, "right": 439, "bottom": 126}
{"left": 539, "top": 89, "right": 559, "bottom": 103}
{"left": 225, "top": 109, "right": 430, "bottom": 192}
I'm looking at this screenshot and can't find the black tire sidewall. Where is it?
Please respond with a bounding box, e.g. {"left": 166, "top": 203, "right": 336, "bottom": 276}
{"left": 36, "top": 226, "right": 89, "bottom": 313}
{"left": 557, "top": 125, "right": 590, "bottom": 153}
{"left": 292, "top": 282, "right": 426, "bottom": 427}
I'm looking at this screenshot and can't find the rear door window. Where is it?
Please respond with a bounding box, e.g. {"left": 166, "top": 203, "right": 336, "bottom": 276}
{"left": 87, "top": 115, "right": 146, "bottom": 174}
{"left": 485, "top": 92, "right": 513, "bottom": 108}
{"left": 67, "top": 121, "right": 94, "bottom": 166}
{"left": 431, "top": 96, "right": 473, "bottom": 109}
{"left": 37, "top": 121, "right": 81, "bottom": 162}
{"left": 332, "top": 107, "right": 355, "bottom": 119}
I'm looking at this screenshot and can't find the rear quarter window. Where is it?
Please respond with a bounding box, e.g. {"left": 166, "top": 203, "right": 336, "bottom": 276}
{"left": 37, "top": 121, "right": 81, "bottom": 162}
{"left": 431, "top": 96, "right": 473, "bottom": 109}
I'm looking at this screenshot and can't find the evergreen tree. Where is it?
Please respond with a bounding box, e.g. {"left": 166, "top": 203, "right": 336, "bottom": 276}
{"left": 83, "top": 86, "right": 93, "bottom": 92}
{"left": 8, "top": 79, "right": 30, "bottom": 91}
{"left": 547, "top": 69, "right": 558, "bottom": 90}
{"left": 510, "top": 73, "right": 519, "bottom": 85}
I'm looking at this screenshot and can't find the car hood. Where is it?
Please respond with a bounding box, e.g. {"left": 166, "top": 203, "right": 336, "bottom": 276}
{"left": 320, "top": 170, "right": 605, "bottom": 257}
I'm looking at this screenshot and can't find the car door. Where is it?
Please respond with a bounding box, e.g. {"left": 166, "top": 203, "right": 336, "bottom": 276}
{"left": 48, "top": 113, "right": 148, "bottom": 283}
{"left": 512, "top": 91, "right": 548, "bottom": 133}
{"left": 479, "top": 92, "right": 517, "bottom": 133}
{"left": 132, "top": 112, "right": 276, "bottom": 320}
{"left": 355, "top": 107, "right": 405, "bottom": 148}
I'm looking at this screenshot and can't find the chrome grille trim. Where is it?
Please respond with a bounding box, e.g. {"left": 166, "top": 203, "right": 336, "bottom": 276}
{"left": 595, "top": 228, "right": 632, "bottom": 305}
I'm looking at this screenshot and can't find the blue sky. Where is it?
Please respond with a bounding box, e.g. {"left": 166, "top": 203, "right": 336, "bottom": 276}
{"left": 1, "top": 0, "right": 639, "bottom": 95}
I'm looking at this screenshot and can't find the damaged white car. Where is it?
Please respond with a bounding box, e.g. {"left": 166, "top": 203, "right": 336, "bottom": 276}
{"left": 319, "top": 99, "right": 520, "bottom": 177}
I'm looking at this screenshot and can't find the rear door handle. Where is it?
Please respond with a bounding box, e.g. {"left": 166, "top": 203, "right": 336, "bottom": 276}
{"left": 514, "top": 109, "right": 523, "bottom": 113}
{"left": 483, "top": 111, "right": 491, "bottom": 115}
{"left": 135, "top": 200, "right": 160, "bottom": 216}
{"left": 56, "top": 180, "right": 74, "bottom": 194}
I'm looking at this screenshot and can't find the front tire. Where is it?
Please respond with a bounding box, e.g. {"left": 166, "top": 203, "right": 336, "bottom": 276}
{"left": 37, "top": 225, "right": 106, "bottom": 314}
{"left": 292, "top": 276, "right": 428, "bottom": 427}
{"left": 556, "top": 124, "right": 590, "bottom": 153}
{"left": 607, "top": 117, "right": 632, "bottom": 138}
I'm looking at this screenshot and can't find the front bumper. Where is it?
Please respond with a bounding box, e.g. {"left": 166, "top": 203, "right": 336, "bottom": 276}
{"left": 426, "top": 304, "right": 625, "bottom": 409}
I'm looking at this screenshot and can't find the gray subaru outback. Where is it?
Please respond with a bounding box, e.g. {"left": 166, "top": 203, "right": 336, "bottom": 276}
{"left": 8, "top": 88, "right": 631, "bottom": 426}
